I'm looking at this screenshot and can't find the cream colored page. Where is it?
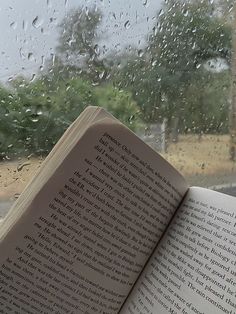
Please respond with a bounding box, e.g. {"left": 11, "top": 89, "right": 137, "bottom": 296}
{"left": 120, "top": 187, "right": 236, "bottom": 314}
{"left": 0, "top": 121, "right": 187, "bottom": 314}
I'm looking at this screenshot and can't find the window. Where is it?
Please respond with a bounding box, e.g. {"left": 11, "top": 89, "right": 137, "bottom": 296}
{"left": 0, "top": 0, "right": 234, "bottom": 219}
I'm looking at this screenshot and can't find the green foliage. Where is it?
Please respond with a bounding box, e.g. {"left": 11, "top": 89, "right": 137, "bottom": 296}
{"left": 0, "top": 85, "right": 19, "bottom": 158}
{"left": 180, "top": 70, "right": 230, "bottom": 134}
{"left": 148, "top": 0, "right": 231, "bottom": 119}
{"left": 0, "top": 74, "right": 142, "bottom": 158}
{"left": 95, "top": 84, "right": 141, "bottom": 131}
{"left": 0, "top": 76, "right": 98, "bottom": 158}
{"left": 150, "top": 0, "right": 231, "bottom": 67}
{"left": 115, "top": 0, "right": 232, "bottom": 137}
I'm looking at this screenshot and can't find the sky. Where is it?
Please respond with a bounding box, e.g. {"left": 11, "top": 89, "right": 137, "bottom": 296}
{"left": 0, "top": 0, "right": 162, "bottom": 82}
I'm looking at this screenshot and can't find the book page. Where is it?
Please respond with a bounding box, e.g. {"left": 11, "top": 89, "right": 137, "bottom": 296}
{"left": 0, "top": 119, "right": 187, "bottom": 314}
{"left": 120, "top": 187, "right": 236, "bottom": 314}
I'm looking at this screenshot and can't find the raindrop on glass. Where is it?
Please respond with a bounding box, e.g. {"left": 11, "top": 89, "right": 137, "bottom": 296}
{"left": 28, "top": 52, "right": 34, "bottom": 61}
{"left": 14, "top": 193, "right": 20, "bottom": 199}
{"left": 152, "top": 60, "right": 157, "bottom": 67}
{"left": 99, "top": 71, "right": 105, "bottom": 79}
{"left": 47, "top": 0, "right": 52, "bottom": 7}
{"left": 30, "top": 74, "right": 36, "bottom": 82}
{"left": 124, "top": 20, "right": 131, "bottom": 29}
{"left": 143, "top": 0, "right": 149, "bottom": 8}
{"left": 158, "top": 9, "right": 164, "bottom": 17}
{"left": 138, "top": 49, "right": 144, "bottom": 57}
{"left": 32, "top": 16, "right": 43, "bottom": 29}
{"left": 94, "top": 44, "right": 100, "bottom": 55}
{"left": 10, "top": 22, "right": 17, "bottom": 29}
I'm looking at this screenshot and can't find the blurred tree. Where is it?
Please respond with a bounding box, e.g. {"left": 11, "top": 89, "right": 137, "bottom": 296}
{"left": 56, "top": 7, "right": 108, "bottom": 84}
{"left": 0, "top": 85, "right": 18, "bottom": 158}
{"left": 4, "top": 76, "right": 98, "bottom": 157}
{"left": 5, "top": 77, "right": 61, "bottom": 156}
{"left": 147, "top": 0, "right": 231, "bottom": 129}
{"left": 95, "top": 84, "right": 141, "bottom": 131}
{"left": 180, "top": 70, "right": 230, "bottom": 136}
{"left": 115, "top": 0, "right": 232, "bottom": 148}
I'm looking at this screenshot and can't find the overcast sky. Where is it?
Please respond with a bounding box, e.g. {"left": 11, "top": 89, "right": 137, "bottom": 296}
{"left": 0, "top": 0, "right": 162, "bottom": 82}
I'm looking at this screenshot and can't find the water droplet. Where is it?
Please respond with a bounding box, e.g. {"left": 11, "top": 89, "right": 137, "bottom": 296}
{"left": 138, "top": 49, "right": 144, "bottom": 57}
{"left": 28, "top": 52, "right": 34, "bottom": 61}
{"left": 32, "top": 16, "right": 43, "bottom": 29}
{"left": 37, "top": 110, "right": 43, "bottom": 116}
{"left": 51, "top": 53, "right": 55, "bottom": 66}
{"left": 31, "top": 118, "right": 39, "bottom": 123}
{"left": 196, "top": 63, "right": 201, "bottom": 69}
{"left": 92, "top": 82, "right": 99, "bottom": 86}
{"left": 30, "top": 74, "right": 36, "bottom": 82}
{"left": 158, "top": 9, "right": 164, "bottom": 17}
{"left": 47, "top": 0, "right": 52, "bottom": 7}
{"left": 17, "top": 162, "right": 31, "bottom": 172}
{"left": 143, "top": 0, "right": 149, "bottom": 7}
{"left": 10, "top": 21, "right": 17, "bottom": 29}
{"left": 94, "top": 44, "right": 100, "bottom": 55}
{"left": 14, "top": 193, "right": 20, "bottom": 199}
{"left": 124, "top": 20, "right": 131, "bottom": 29}
{"left": 22, "top": 20, "right": 28, "bottom": 31}
{"left": 183, "top": 9, "right": 189, "bottom": 17}
{"left": 7, "top": 144, "right": 13, "bottom": 148}
{"left": 99, "top": 71, "right": 105, "bottom": 79}
{"left": 152, "top": 60, "right": 157, "bottom": 67}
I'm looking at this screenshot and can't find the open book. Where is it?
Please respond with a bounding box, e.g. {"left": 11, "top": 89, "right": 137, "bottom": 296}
{"left": 0, "top": 106, "right": 235, "bottom": 314}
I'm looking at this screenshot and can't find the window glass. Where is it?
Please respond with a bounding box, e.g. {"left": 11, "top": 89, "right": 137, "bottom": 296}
{"left": 0, "top": 0, "right": 234, "bottom": 218}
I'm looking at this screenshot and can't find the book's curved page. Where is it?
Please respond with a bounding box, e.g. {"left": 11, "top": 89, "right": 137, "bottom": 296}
{"left": 120, "top": 187, "right": 236, "bottom": 314}
{"left": 0, "top": 106, "right": 111, "bottom": 238}
{"left": 0, "top": 110, "right": 188, "bottom": 313}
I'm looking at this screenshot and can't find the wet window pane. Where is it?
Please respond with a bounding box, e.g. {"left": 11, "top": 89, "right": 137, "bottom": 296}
{"left": 0, "top": 0, "right": 235, "bottom": 218}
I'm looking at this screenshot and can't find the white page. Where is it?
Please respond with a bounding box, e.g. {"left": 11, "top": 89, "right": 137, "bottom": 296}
{"left": 121, "top": 187, "right": 236, "bottom": 314}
